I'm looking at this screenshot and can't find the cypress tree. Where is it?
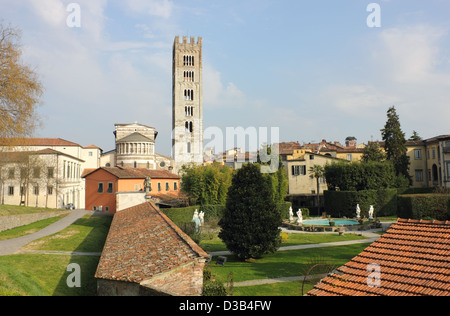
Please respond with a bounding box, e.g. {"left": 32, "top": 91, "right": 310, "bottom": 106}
{"left": 218, "top": 163, "right": 282, "bottom": 260}
{"left": 381, "top": 106, "right": 411, "bottom": 182}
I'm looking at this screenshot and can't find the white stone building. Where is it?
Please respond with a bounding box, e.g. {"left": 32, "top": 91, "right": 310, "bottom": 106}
{"left": 0, "top": 138, "right": 101, "bottom": 209}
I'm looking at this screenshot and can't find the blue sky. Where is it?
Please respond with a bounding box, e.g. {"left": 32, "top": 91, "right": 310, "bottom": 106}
{"left": 1, "top": 0, "right": 450, "bottom": 156}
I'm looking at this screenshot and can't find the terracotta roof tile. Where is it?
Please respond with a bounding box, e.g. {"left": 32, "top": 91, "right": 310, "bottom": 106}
{"left": 82, "top": 167, "right": 180, "bottom": 179}
{"left": 307, "top": 218, "right": 450, "bottom": 296}
{"left": 95, "top": 202, "right": 208, "bottom": 284}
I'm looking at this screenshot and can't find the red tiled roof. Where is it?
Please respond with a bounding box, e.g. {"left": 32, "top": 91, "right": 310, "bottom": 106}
{"left": 0, "top": 137, "right": 81, "bottom": 147}
{"left": 307, "top": 218, "right": 450, "bottom": 296}
{"left": 82, "top": 167, "right": 180, "bottom": 179}
{"left": 95, "top": 202, "right": 208, "bottom": 284}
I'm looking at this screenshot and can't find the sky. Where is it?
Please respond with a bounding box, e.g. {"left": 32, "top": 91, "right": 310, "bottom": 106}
{"left": 1, "top": 0, "right": 450, "bottom": 156}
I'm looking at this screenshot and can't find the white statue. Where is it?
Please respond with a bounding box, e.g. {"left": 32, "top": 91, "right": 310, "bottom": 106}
{"left": 289, "top": 206, "right": 294, "bottom": 223}
{"left": 297, "top": 209, "right": 303, "bottom": 225}
{"left": 356, "top": 204, "right": 361, "bottom": 219}
{"left": 199, "top": 211, "right": 205, "bottom": 226}
{"left": 369, "top": 205, "right": 374, "bottom": 220}
{"left": 192, "top": 209, "right": 201, "bottom": 233}
{"left": 193, "top": 209, "right": 199, "bottom": 221}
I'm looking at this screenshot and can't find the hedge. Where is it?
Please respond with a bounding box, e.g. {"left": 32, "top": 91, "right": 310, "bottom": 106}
{"left": 397, "top": 194, "right": 450, "bottom": 221}
{"left": 324, "top": 189, "right": 398, "bottom": 218}
{"left": 163, "top": 202, "right": 292, "bottom": 225}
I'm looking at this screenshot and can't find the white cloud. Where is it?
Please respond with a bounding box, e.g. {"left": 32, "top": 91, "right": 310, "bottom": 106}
{"left": 28, "top": 0, "right": 66, "bottom": 26}
{"left": 125, "top": 0, "right": 174, "bottom": 19}
{"left": 204, "top": 65, "right": 247, "bottom": 108}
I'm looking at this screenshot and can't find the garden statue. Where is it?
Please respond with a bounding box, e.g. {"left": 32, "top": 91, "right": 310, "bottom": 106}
{"left": 193, "top": 209, "right": 199, "bottom": 221}
{"left": 192, "top": 209, "right": 201, "bottom": 233}
{"left": 199, "top": 211, "right": 205, "bottom": 226}
{"left": 289, "top": 206, "right": 294, "bottom": 223}
{"left": 369, "top": 205, "right": 374, "bottom": 221}
{"left": 356, "top": 204, "right": 361, "bottom": 219}
{"left": 297, "top": 209, "right": 303, "bottom": 225}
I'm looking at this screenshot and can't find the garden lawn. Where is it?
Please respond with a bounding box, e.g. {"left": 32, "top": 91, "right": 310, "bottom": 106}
{"left": 0, "top": 215, "right": 112, "bottom": 296}
{"left": 200, "top": 232, "right": 368, "bottom": 253}
{"left": 0, "top": 215, "right": 68, "bottom": 241}
{"left": 208, "top": 243, "right": 371, "bottom": 285}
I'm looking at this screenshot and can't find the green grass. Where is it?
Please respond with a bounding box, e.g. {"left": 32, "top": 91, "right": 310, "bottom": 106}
{"left": 208, "top": 243, "right": 370, "bottom": 284}
{"left": 21, "top": 215, "right": 112, "bottom": 253}
{"left": 0, "top": 215, "right": 69, "bottom": 241}
{"left": 0, "top": 254, "right": 100, "bottom": 296}
{"left": 0, "top": 215, "right": 112, "bottom": 296}
{"left": 199, "top": 232, "right": 368, "bottom": 253}
{"left": 232, "top": 280, "right": 314, "bottom": 296}
{"left": 0, "top": 204, "right": 66, "bottom": 216}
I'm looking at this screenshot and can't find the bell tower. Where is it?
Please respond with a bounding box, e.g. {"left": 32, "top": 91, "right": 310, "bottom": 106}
{"left": 172, "top": 36, "right": 203, "bottom": 172}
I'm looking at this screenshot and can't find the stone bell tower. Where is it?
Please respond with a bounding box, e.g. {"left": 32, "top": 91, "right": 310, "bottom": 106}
{"left": 172, "top": 36, "right": 203, "bottom": 173}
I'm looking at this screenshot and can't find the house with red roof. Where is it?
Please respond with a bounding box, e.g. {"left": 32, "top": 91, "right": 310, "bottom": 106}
{"left": 82, "top": 167, "right": 182, "bottom": 214}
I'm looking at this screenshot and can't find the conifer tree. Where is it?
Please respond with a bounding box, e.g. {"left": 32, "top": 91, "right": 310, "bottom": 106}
{"left": 381, "top": 106, "right": 411, "bottom": 182}
{"left": 218, "top": 163, "right": 282, "bottom": 260}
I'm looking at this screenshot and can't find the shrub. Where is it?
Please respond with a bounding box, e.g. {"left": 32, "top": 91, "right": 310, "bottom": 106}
{"left": 397, "top": 194, "right": 450, "bottom": 221}
{"left": 219, "top": 164, "right": 282, "bottom": 260}
{"left": 324, "top": 189, "right": 397, "bottom": 218}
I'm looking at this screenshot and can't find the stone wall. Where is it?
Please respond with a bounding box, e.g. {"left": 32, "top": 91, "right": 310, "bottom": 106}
{"left": 0, "top": 211, "right": 70, "bottom": 233}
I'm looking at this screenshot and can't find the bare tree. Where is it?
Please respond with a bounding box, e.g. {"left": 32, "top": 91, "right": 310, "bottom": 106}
{"left": 0, "top": 22, "right": 43, "bottom": 139}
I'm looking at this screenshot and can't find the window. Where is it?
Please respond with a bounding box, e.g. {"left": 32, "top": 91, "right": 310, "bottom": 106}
{"left": 166, "top": 182, "right": 169, "bottom": 191}
{"left": 33, "top": 167, "right": 40, "bottom": 178}
{"left": 158, "top": 183, "right": 161, "bottom": 192}
{"left": 292, "top": 165, "right": 306, "bottom": 176}
{"left": 414, "top": 149, "right": 422, "bottom": 160}
{"left": 183, "top": 55, "right": 194, "bottom": 66}
{"left": 187, "top": 142, "right": 191, "bottom": 154}
{"left": 88, "top": 151, "right": 93, "bottom": 157}
{"left": 8, "top": 168, "right": 14, "bottom": 179}
{"left": 98, "top": 183, "right": 104, "bottom": 193}
{"left": 415, "top": 170, "right": 424, "bottom": 182}
{"left": 184, "top": 71, "right": 194, "bottom": 82}
{"left": 48, "top": 167, "right": 54, "bottom": 178}
{"left": 105, "top": 206, "right": 109, "bottom": 212}
{"left": 8, "top": 186, "right": 14, "bottom": 196}
{"left": 447, "top": 162, "right": 450, "bottom": 180}
{"left": 107, "top": 183, "right": 113, "bottom": 194}
{"left": 174, "top": 182, "right": 178, "bottom": 191}
{"left": 432, "top": 148, "right": 436, "bottom": 159}
{"left": 34, "top": 186, "right": 39, "bottom": 196}
{"left": 184, "top": 89, "right": 194, "bottom": 101}
{"left": 48, "top": 186, "right": 53, "bottom": 195}
{"left": 347, "top": 154, "right": 352, "bottom": 161}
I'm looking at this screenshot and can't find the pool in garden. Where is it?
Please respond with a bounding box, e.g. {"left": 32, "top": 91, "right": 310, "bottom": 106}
{"left": 302, "top": 219, "right": 359, "bottom": 226}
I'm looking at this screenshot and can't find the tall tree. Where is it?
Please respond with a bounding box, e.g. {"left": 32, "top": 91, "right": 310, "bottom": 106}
{"left": 219, "top": 163, "right": 281, "bottom": 260}
{"left": 309, "top": 165, "right": 325, "bottom": 215}
{"left": 381, "top": 106, "right": 410, "bottom": 182}
{"left": 0, "top": 23, "right": 43, "bottom": 139}
{"left": 408, "top": 130, "right": 422, "bottom": 141}
{"left": 362, "top": 141, "right": 386, "bottom": 163}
